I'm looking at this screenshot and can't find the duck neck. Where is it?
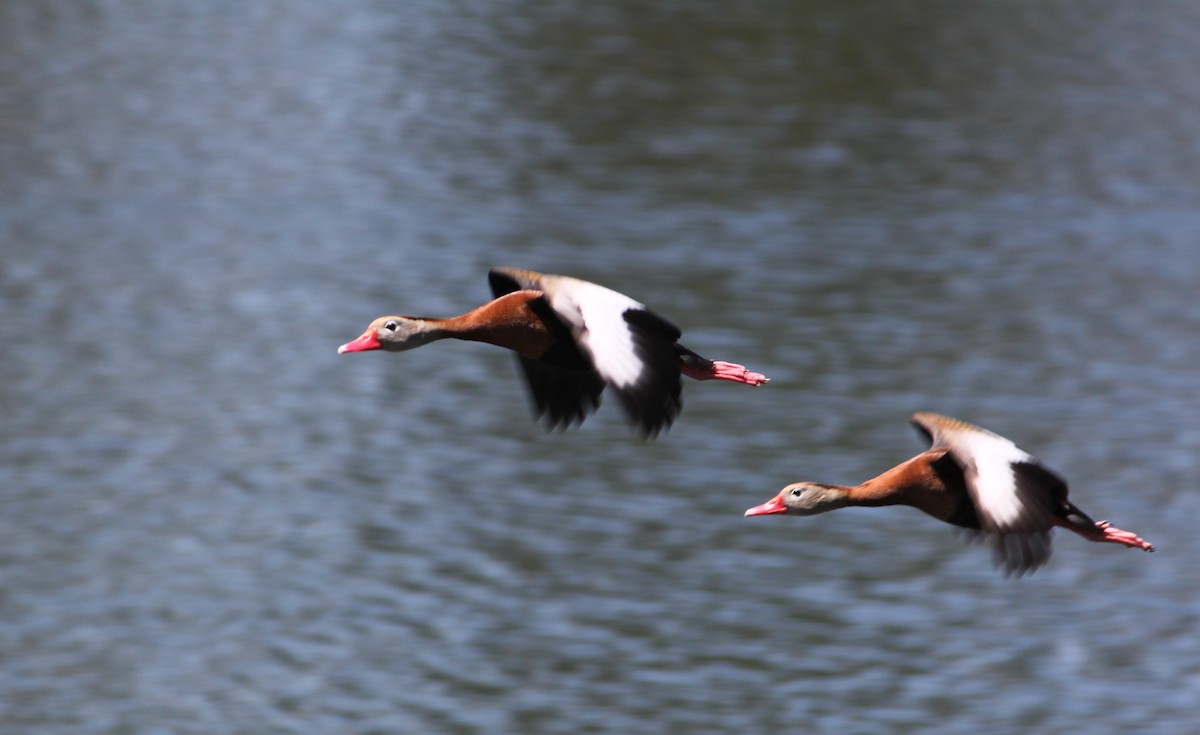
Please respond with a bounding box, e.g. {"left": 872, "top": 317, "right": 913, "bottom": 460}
{"left": 434, "top": 291, "right": 556, "bottom": 359}
{"left": 853, "top": 452, "right": 953, "bottom": 512}
{"left": 851, "top": 457, "right": 934, "bottom": 507}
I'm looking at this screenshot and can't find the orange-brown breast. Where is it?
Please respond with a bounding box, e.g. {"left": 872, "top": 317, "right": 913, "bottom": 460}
{"left": 853, "top": 449, "right": 977, "bottom": 527}
{"left": 439, "top": 290, "right": 559, "bottom": 360}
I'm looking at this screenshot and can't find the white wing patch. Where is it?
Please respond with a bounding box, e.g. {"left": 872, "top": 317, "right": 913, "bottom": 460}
{"left": 542, "top": 275, "right": 646, "bottom": 388}
{"left": 954, "top": 429, "right": 1036, "bottom": 531}
{"left": 912, "top": 412, "right": 1060, "bottom": 574}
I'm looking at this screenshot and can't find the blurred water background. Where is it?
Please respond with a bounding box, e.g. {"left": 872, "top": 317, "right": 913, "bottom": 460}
{"left": 3, "top": 2, "right": 1199, "bottom": 733}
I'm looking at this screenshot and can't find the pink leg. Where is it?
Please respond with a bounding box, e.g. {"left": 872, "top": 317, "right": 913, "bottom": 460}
{"left": 1094, "top": 520, "right": 1156, "bottom": 552}
{"left": 1061, "top": 518, "right": 1155, "bottom": 552}
{"left": 680, "top": 359, "right": 769, "bottom": 386}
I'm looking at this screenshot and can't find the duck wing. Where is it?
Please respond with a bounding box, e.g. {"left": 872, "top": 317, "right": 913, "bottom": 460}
{"left": 490, "top": 267, "right": 683, "bottom": 436}
{"left": 911, "top": 412, "right": 1063, "bottom": 575}
{"left": 488, "top": 268, "right": 606, "bottom": 430}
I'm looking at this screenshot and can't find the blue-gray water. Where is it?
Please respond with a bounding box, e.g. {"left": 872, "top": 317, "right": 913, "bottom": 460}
{"left": 3, "top": 2, "right": 1199, "bottom": 733}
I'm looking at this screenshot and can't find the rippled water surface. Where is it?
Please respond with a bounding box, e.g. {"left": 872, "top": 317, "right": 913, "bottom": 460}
{"left": 3, "top": 2, "right": 1199, "bottom": 733}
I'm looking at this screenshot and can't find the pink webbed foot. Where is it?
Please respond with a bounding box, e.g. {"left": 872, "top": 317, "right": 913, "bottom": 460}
{"left": 1094, "top": 520, "right": 1156, "bottom": 552}
{"left": 700, "top": 360, "right": 770, "bottom": 386}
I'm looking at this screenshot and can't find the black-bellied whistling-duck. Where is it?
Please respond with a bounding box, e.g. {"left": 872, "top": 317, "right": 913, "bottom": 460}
{"left": 338, "top": 267, "right": 768, "bottom": 437}
{"left": 744, "top": 412, "right": 1155, "bottom": 576}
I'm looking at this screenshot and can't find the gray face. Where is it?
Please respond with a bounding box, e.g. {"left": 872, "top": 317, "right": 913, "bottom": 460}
{"left": 780, "top": 483, "right": 848, "bottom": 515}
{"left": 369, "top": 316, "right": 434, "bottom": 352}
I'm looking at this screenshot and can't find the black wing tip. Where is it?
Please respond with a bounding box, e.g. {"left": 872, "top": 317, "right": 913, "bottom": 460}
{"left": 614, "top": 308, "right": 685, "bottom": 438}
{"left": 488, "top": 268, "right": 520, "bottom": 296}
{"left": 613, "top": 373, "right": 683, "bottom": 439}
{"left": 532, "top": 393, "right": 602, "bottom": 432}
{"left": 632, "top": 408, "right": 679, "bottom": 440}
{"left": 513, "top": 356, "right": 605, "bottom": 433}
{"left": 623, "top": 307, "right": 683, "bottom": 343}
{"left": 992, "top": 531, "right": 1053, "bottom": 578}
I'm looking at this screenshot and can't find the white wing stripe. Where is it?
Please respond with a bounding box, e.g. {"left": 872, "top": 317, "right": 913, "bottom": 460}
{"left": 547, "top": 277, "right": 646, "bottom": 389}
{"left": 959, "top": 430, "right": 1034, "bottom": 529}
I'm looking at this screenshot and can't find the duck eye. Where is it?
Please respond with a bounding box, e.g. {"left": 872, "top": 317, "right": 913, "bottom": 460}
{"left": 383, "top": 321, "right": 398, "bottom": 331}
{"left": 790, "top": 488, "right": 804, "bottom": 497}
